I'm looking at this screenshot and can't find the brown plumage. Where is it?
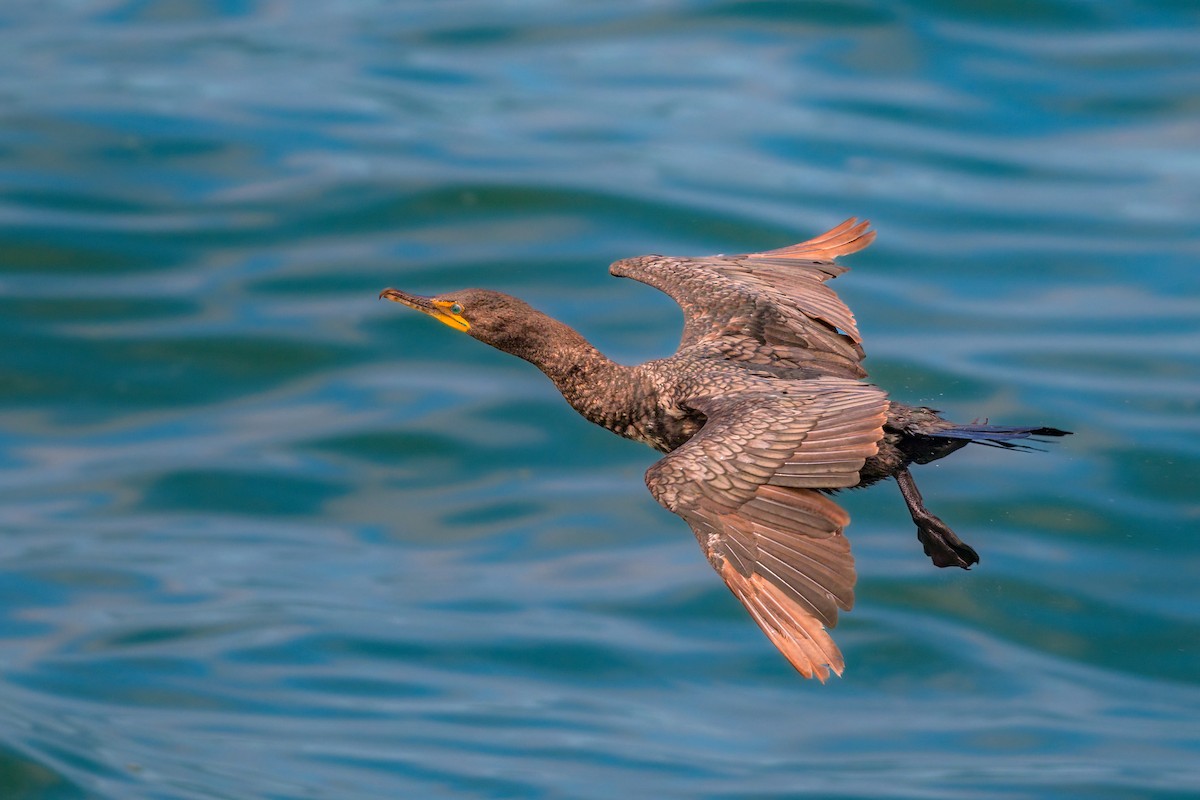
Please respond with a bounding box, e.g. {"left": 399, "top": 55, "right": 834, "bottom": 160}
{"left": 380, "top": 218, "right": 1070, "bottom": 680}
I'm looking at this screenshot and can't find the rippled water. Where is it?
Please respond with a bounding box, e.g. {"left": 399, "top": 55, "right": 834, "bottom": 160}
{"left": 2, "top": 1, "right": 1198, "bottom": 798}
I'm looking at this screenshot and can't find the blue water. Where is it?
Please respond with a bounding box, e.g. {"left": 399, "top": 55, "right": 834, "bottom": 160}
{"left": 1, "top": 1, "right": 1198, "bottom": 798}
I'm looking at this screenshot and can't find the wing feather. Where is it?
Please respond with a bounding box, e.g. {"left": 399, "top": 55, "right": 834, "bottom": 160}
{"left": 610, "top": 218, "right": 875, "bottom": 379}
{"left": 718, "top": 543, "right": 847, "bottom": 681}
{"left": 644, "top": 384, "right": 886, "bottom": 679}
{"left": 750, "top": 217, "right": 875, "bottom": 262}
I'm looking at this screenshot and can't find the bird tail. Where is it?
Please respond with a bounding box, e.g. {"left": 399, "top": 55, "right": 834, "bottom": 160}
{"left": 927, "top": 422, "right": 1072, "bottom": 452}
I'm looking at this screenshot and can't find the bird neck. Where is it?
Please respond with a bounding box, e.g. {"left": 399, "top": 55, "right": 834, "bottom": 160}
{"left": 499, "top": 314, "right": 645, "bottom": 434}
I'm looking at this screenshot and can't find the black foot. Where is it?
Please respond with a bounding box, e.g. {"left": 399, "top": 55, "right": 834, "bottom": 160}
{"left": 895, "top": 467, "right": 980, "bottom": 570}
{"left": 916, "top": 517, "right": 980, "bottom": 569}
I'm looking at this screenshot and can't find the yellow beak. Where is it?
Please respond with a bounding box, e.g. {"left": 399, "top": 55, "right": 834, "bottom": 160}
{"left": 379, "top": 288, "right": 470, "bottom": 332}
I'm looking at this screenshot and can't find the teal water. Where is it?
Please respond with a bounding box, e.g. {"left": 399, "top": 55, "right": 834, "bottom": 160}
{"left": 1, "top": 1, "right": 1198, "bottom": 798}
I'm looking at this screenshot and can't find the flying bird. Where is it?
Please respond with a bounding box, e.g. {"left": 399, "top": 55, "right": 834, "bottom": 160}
{"left": 380, "top": 218, "right": 1069, "bottom": 680}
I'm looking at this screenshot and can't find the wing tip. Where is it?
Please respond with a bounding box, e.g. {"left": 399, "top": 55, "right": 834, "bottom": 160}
{"left": 752, "top": 217, "right": 876, "bottom": 262}
{"left": 720, "top": 562, "right": 847, "bottom": 682}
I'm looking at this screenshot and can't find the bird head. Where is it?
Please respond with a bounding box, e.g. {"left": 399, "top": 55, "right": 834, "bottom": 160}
{"left": 379, "top": 287, "right": 545, "bottom": 355}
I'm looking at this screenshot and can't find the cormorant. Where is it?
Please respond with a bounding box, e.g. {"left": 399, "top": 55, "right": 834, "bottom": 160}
{"left": 380, "top": 218, "right": 1069, "bottom": 680}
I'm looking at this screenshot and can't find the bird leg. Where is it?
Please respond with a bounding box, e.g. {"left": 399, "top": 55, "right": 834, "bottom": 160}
{"left": 895, "top": 468, "right": 979, "bottom": 569}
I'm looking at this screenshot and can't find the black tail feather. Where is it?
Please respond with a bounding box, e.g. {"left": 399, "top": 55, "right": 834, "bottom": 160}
{"left": 929, "top": 424, "right": 1072, "bottom": 452}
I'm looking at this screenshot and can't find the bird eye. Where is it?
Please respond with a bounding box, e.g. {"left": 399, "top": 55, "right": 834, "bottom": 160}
{"left": 450, "top": 303, "right": 464, "bottom": 315}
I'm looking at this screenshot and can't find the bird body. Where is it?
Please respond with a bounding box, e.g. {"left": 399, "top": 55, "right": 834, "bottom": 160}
{"left": 381, "top": 218, "right": 1069, "bottom": 680}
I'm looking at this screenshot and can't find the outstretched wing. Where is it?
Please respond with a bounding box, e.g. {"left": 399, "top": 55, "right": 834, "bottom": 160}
{"left": 644, "top": 379, "right": 888, "bottom": 680}
{"left": 610, "top": 218, "right": 874, "bottom": 379}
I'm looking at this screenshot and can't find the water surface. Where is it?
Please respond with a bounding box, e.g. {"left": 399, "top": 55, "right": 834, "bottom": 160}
{"left": 1, "top": 1, "right": 1198, "bottom": 798}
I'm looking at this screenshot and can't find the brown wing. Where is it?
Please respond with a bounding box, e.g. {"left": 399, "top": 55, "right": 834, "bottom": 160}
{"left": 690, "top": 486, "right": 855, "bottom": 679}
{"left": 644, "top": 380, "right": 888, "bottom": 680}
{"left": 610, "top": 218, "right": 875, "bottom": 380}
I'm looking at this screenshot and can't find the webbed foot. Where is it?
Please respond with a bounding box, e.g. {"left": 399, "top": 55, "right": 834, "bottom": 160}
{"left": 916, "top": 516, "right": 980, "bottom": 569}
{"left": 895, "top": 468, "right": 979, "bottom": 570}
